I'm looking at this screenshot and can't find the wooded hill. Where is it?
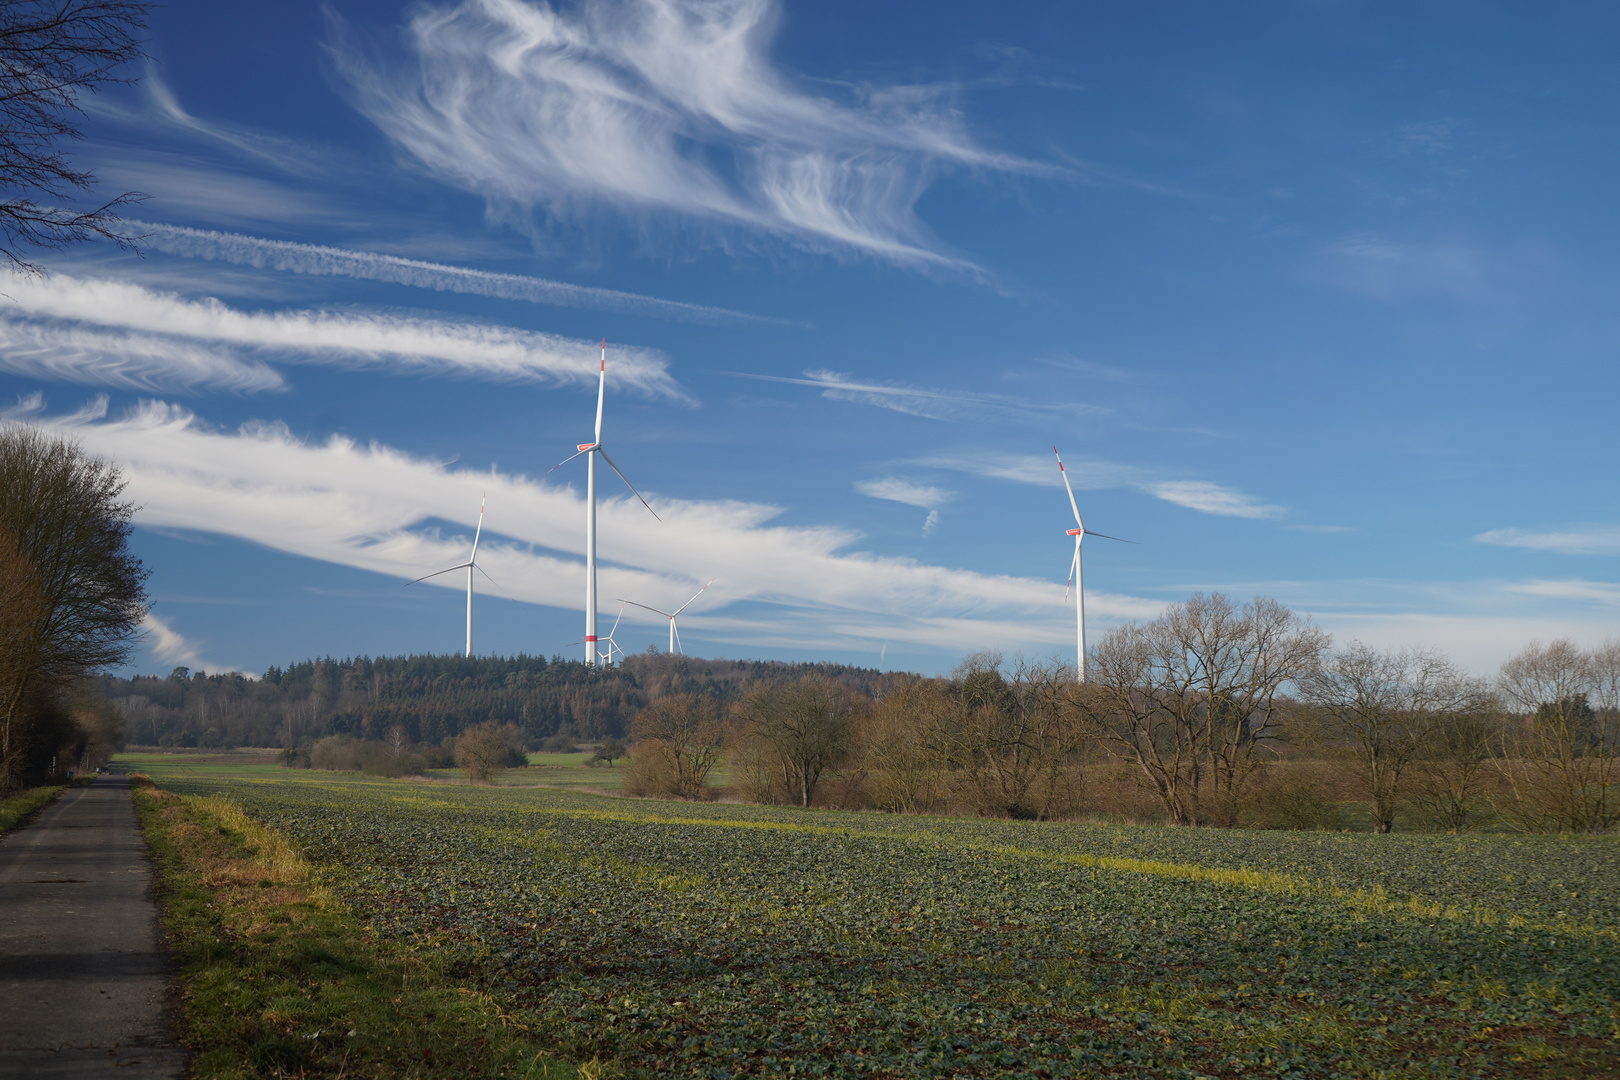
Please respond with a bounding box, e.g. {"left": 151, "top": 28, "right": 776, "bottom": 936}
{"left": 99, "top": 652, "right": 902, "bottom": 749}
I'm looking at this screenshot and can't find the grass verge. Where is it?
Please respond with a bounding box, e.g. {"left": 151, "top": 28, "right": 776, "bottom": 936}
{"left": 131, "top": 774, "right": 591, "bottom": 1079}
{"left": 0, "top": 782, "right": 71, "bottom": 833}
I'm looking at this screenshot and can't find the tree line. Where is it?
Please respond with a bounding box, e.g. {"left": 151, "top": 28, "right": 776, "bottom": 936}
{"left": 100, "top": 652, "right": 902, "bottom": 751}
{"left": 627, "top": 594, "right": 1619, "bottom": 834}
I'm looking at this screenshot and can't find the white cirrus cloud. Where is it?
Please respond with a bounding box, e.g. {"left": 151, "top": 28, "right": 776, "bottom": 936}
{"left": 1505, "top": 579, "right": 1620, "bottom": 605}
{"left": 130, "top": 220, "right": 774, "bottom": 325}
{"left": 730, "top": 369, "right": 1102, "bottom": 422}
{"left": 855, "top": 477, "right": 954, "bottom": 509}
{"left": 140, "top": 612, "right": 210, "bottom": 670}
{"left": 332, "top": 0, "right": 1043, "bottom": 267}
{"left": 1476, "top": 526, "right": 1620, "bottom": 556}
{"left": 0, "top": 271, "right": 686, "bottom": 398}
{"left": 14, "top": 398, "right": 1162, "bottom": 656}
{"left": 0, "top": 318, "right": 285, "bottom": 394}
{"left": 1143, "top": 481, "right": 1284, "bottom": 521}
{"left": 919, "top": 450, "right": 1281, "bottom": 520}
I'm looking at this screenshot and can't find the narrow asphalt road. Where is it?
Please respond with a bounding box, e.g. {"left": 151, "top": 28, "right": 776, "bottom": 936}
{"left": 0, "top": 774, "right": 187, "bottom": 1078}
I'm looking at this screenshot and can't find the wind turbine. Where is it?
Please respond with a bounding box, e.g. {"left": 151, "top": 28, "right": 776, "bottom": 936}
{"left": 567, "top": 604, "right": 626, "bottom": 667}
{"left": 550, "top": 340, "right": 660, "bottom": 667}
{"left": 1053, "top": 447, "right": 1134, "bottom": 682}
{"left": 618, "top": 579, "right": 715, "bottom": 655}
{"left": 407, "top": 493, "right": 502, "bottom": 658}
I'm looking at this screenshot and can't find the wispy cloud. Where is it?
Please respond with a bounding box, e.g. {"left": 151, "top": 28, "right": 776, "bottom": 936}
{"left": 1477, "top": 525, "right": 1620, "bottom": 556}
{"left": 1506, "top": 579, "right": 1620, "bottom": 605}
{"left": 855, "top": 477, "right": 953, "bottom": 509}
{"left": 1142, "top": 480, "right": 1283, "bottom": 520}
{"left": 0, "top": 272, "right": 686, "bottom": 398}
{"left": 16, "top": 398, "right": 1160, "bottom": 655}
{"left": 94, "top": 151, "right": 345, "bottom": 228}
{"left": 332, "top": 0, "right": 1043, "bottom": 267}
{"left": 0, "top": 318, "right": 284, "bottom": 394}
{"left": 1322, "top": 233, "right": 1483, "bottom": 298}
{"left": 130, "top": 220, "right": 776, "bottom": 325}
{"left": 138, "top": 612, "right": 246, "bottom": 674}
{"left": 920, "top": 450, "right": 1283, "bottom": 520}
{"left": 729, "top": 369, "right": 1101, "bottom": 422}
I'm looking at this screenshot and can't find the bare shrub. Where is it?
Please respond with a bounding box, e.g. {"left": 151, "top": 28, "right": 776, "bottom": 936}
{"left": 310, "top": 734, "right": 357, "bottom": 772}
{"left": 1242, "top": 766, "right": 1349, "bottom": 831}
{"left": 857, "top": 677, "right": 951, "bottom": 814}
{"left": 456, "top": 721, "right": 523, "bottom": 783}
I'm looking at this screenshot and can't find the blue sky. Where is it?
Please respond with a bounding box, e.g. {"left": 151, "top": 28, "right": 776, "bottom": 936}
{"left": 3, "top": 0, "right": 1617, "bottom": 677}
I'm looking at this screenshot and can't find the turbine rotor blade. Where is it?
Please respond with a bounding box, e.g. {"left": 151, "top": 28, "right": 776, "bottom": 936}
{"left": 545, "top": 446, "right": 592, "bottom": 474}
{"left": 669, "top": 577, "right": 716, "bottom": 617}
{"left": 594, "top": 339, "right": 607, "bottom": 444}
{"left": 1064, "top": 544, "right": 1078, "bottom": 602}
{"left": 607, "top": 602, "right": 626, "bottom": 637}
{"left": 1084, "top": 529, "right": 1138, "bottom": 544}
{"left": 1052, "top": 445, "right": 1083, "bottom": 527}
{"left": 408, "top": 562, "right": 471, "bottom": 585}
{"left": 672, "top": 621, "right": 683, "bottom": 655}
{"left": 616, "top": 598, "right": 674, "bottom": 618}
{"left": 597, "top": 448, "right": 661, "bottom": 521}
{"left": 474, "top": 563, "right": 519, "bottom": 603}
{"left": 470, "top": 492, "right": 486, "bottom": 561}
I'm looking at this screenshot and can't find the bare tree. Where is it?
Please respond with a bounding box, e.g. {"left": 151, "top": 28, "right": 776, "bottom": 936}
{"left": 1304, "top": 642, "right": 1490, "bottom": 833}
{"left": 1495, "top": 639, "right": 1618, "bottom": 833}
{"left": 0, "top": 525, "right": 49, "bottom": 783}
{"left": 948, "top": 654, "right": 1086, "bottom": 819}
{"left": 732, "top": 675, "right": 859, "bottom": 807}
{"left": 0, "top": 425, "right": 147, "bottom": 785}
{"left": 384, "top": 723, "right": 410, "bottom": 758}
{"left": 628, "top": 694, "right": 724, "bottom": 800}
{"left": 857, "top": 676, "right": 952, "bottom": 814}
{"left": 1084, "top": 593, "right": 1328, "bottom": 826}
{"left": 0, "top": 0, "right": 151, "bottom": 271}
{"left": 1408, "top": 708, "right": 1500, "bottom": 833}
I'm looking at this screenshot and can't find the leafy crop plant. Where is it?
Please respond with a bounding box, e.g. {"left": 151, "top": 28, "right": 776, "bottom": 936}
{"left": 151, "top": 765, "right": 1620, "bottom": 1079}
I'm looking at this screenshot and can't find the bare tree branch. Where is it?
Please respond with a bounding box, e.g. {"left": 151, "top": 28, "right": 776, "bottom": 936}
{"left": 0, "top": 0, "right": 151, "bottom": 272}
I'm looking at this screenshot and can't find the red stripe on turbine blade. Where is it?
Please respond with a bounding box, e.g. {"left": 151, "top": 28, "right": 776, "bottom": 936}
{"left": 1066, "top": 528, "right": 1084, "bottom": 535}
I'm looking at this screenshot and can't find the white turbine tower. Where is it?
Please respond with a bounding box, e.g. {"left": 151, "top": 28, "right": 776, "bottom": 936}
{"left": 550, "top": 340, "right": 659, "bottom": 667}
{"left": 407, "top": 493, "right": 492, "bottom": 658}
{"left": 1054, "top": 447, "right": 1134, "bottom": 682}
{"left": 567, "top": 603, "right": 627, "bottom": 667}
{"left": 618, "top": 579, "right": 715, "bottom": 655}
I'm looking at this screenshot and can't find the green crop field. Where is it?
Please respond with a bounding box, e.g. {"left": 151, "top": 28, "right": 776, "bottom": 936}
{"left": 128, "top": 758, "right": 1619, "bottom": 1079}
